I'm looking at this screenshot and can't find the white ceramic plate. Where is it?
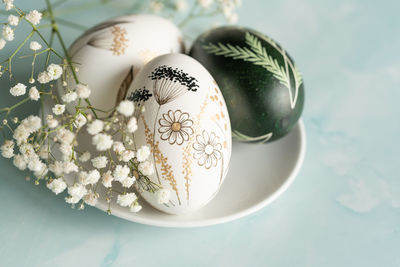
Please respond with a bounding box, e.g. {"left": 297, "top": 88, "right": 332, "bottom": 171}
{"left": 42, "top": 100, "right": 305, "bottom": 228}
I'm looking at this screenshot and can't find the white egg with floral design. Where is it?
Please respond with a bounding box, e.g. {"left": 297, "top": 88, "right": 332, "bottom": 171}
{"left": 58, "top": 14, "right": 184, "bottom": 114}
{"left": 126, "top": 53, "right": 231, "bottom": 214}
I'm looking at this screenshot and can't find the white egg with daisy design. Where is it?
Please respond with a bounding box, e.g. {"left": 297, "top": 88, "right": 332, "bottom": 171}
{"left": 125, "top": 53, "right": 232, "bottom": 215}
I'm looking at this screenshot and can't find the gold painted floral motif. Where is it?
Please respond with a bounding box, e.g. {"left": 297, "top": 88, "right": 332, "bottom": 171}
{"left": 110, "top": 26, "right": 128, "bottom": 56}
{"left": 141, "top": 115, "right": 181, "bottom": 205}
{"left": 182, "top": 96, "right": 208, "bottom": 202}
{"left": 193, "top": 130, "right": 222, "bottom": 169}
{"left": 159, "top": 110, "right": 193, "bottom": 145}
{"left": 87, "top": 25, "right": 128, "bottom": 56}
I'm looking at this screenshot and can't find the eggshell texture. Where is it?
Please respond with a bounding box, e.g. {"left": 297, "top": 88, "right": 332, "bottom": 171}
{"left": 59, "top": 14, "right": 185, "bottom": 113}
{"left": 126, "top": 53, "right": 231, "bottom": 214}
{"left": 189, "top": 26, "right": 305, "bottom": 143}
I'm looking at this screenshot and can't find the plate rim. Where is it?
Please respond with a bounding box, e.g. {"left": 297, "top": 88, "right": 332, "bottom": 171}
{"left": 96, "top": 120, "right": 306, "bottom": 228}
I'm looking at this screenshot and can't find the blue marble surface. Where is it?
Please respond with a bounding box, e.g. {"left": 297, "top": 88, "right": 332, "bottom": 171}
{"left": 1, "top": 0, "right": 400, "bottom": 266}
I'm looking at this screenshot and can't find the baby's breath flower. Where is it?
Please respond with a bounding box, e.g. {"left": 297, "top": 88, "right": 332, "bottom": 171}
{"left": 3, "top": 0, "right": 14, "bottom": 10}
{"left": 0, "top": 38, "right": 6, "bottom": 50}
{"left": 13, "top": 126, "right": 29, "bottom": 145}
{"left": 117, "top": 100, "right": 134, "bottom": 117}
{"left": 47, "top": 63, "right": 63, "bottom": 80}
{"left": 92, "top": 133, "right": 113, "bottom": 151}
{"left": 47, "top": 178, "right": 67, "bottom": 195}
{"left": 76, "top": 84, "right": 91, "bottom": 99}
{"left": 49, "top": 161, "right": 65, "bottom": 176}
{"left": 59, "top": 143, "right": 73, "bottom": 159}
{"left": 73, "top": 113, "right": 87, "bottom": 128}
{"left": 38, "top": 147, "right": 49, "bottom": 159}
{"left": 57, "top": 128, "right": 75, "bottom": 145}
{"left": 10, "top": 83, "right": 26, "bottom": 96}
{"left": 79, "top": 170, "right": 100, "bottom": 185}
{"left": 27, "top": 157, "right": 45, "bottom": 173}
{"left": 150, "top": 1, "right": 163, "bottom": 13}
{"left": 121, "top": 150, "right": 135, "bottom": 162}
{"left": 63, "top": 161, "right": 79, "bottom": 174}
{"left": 29, "top": 41, "right": 42, "bottom": 51}
{"left": 52, "top": 104, "right": 65, "bottom": 115}
{"left": 29, "top": 86, "right": 40, "bottom": 101}
{"left": 198, "top": 0, "right": 213, "bottom": 8}
{"left": 8, "top": 15, "right": 19, "bottom": 26}
{"left": 138, "top": 160, "right": 154, "bottom": 176}
{"left": 1, "top": 139, "right": 14, "bottom": 158}
{"left": 84, "top": 190, "right": 98, "bottom": 206}
{"left": 66, "top": 183, "right": 87, "bottom": 204}
{"left": 87, "top": 119, "right": 103, "bottom": 135}
{"left": 13, "top": 154, "right": 27, "bottom": 170}
{"left": 156, "top": 188, "right": 171, "bottom": 204}
{"left": 113, "top": 164, "right": 130, "bottom": 182}
{"left": 79, "top": 151, "right": 91, "bottom": 162}
{"left": 2, "top": 25, "right": 14, "bottom": 41}
{"left": 117, "top": 193, "right": 137, "bottom": 207}
{"left": 121, "top": 176, "right": 135, "bottom": 188}
{"left": 227, "top": 12, "right": 238, "bottom": 23}
{"left": 130, "top": 202, "right": 142, "bottom": 212}
{"left": 102, "top": 170, "right": 113, "bottom": 188}
{"left": 24, "top": 115, "right": 42, "bottom": 132}
{"left": 46, "top": 115, "right": 58, "bottom": 129}
{"left": 35, "top": 167, "right": 48, "bottom": 180}
{"left": 175, "top": 0, "right": 187, "bottom": 12}
{"left": 25, "top": 10, "right": 42, "bottom": 25}
{"left": 91, "top": 156, "right": 108, "bottom": 169}
{"left": 136, "top": 145, "right": 151, "bottom": 162}
{"left": 19, "top": 143, "right": 35, "bottom": 160}
{"left": 112, "top": 141, "right": 125, "bottom": 154}
{"left": 29, "top": 78, "right": 35, "bottom": 84}
{"left": 38, "top": 71, "right": 51, "bottom": 84}
{"left": 127, "top": 117, "right": 138, "bottom": 133}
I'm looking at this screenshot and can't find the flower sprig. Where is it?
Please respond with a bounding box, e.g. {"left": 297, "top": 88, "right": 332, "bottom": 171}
{"left": 0, "top": 0, "right": 240, "bottom": 214}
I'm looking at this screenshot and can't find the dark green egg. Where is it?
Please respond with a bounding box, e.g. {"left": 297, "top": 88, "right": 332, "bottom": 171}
{"left": 189, "top": 26, "right": 305, "bottom": 143}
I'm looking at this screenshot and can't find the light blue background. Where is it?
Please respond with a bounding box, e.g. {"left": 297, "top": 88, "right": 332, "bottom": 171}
{"left": 1, "top": 0, "right": 400, "bottom": 266}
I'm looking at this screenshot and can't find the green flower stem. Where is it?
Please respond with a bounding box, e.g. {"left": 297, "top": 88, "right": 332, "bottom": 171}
{"left": 0, "top": 97, "right": 30, "bottom": 116}
{"left": 45, "top": 0, "right": 99, "bottom": 119}
{"left": 0, "top": 30, "right": 35, "bottom": 76}
{"left": 52, "top": 0, "right": 113, "bottom": 16}
{"left": 44, "top": 17, "right": 87, "bottom": 31}
{"left": 178, "top": 1, "right": 197, "bottom": 28}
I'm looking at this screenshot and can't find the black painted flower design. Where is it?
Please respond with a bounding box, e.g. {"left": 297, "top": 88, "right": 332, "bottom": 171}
{"left": 149, "top": 65, "right": 199, "bottom": 105}
{"left": 127, "top": 86, "right": 152, "bottom": 104}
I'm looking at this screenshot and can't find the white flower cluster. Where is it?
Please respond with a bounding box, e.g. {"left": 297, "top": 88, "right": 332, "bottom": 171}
{"left": 38, "top": 63, "right": 63, "bottom": 84}
{"left": 2, "top": 116, "right": 49, "bottom": 180}
{"left": 197, "top": 0, "right": 240, "bottom": 23}
{"left": 0, "top": 6, "right": 42, "bottom": 51}
{"left": 2, "top": 87, "right": 173, "bottom": 213}
{"left": 0, "top": 0, "right": 242, "bottom": 216}
{"left": 8, "top": 63, "right": 63, "bottom": 103}
{"left": 2, "top": 0, "right": 14, "bottom": 11}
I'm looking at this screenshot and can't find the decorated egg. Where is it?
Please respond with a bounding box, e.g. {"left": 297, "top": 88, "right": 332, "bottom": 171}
{"left": 189, "top": 26, "right": 305, "bottom": 143}
{"left": 126, "top": 53, "right": 231, "bottom": 214}
{"left": 59, "top": 14, "right": 185, "bottom": 113}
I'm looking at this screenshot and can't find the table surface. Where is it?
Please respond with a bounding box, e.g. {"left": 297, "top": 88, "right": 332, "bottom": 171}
{"left": 1, "top": 0, "right": 399, "bottom": 266}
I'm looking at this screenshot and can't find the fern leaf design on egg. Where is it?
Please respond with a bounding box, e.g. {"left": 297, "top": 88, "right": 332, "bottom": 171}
{"left": 203, "top": 32, "right": 303, "bottom": 109}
